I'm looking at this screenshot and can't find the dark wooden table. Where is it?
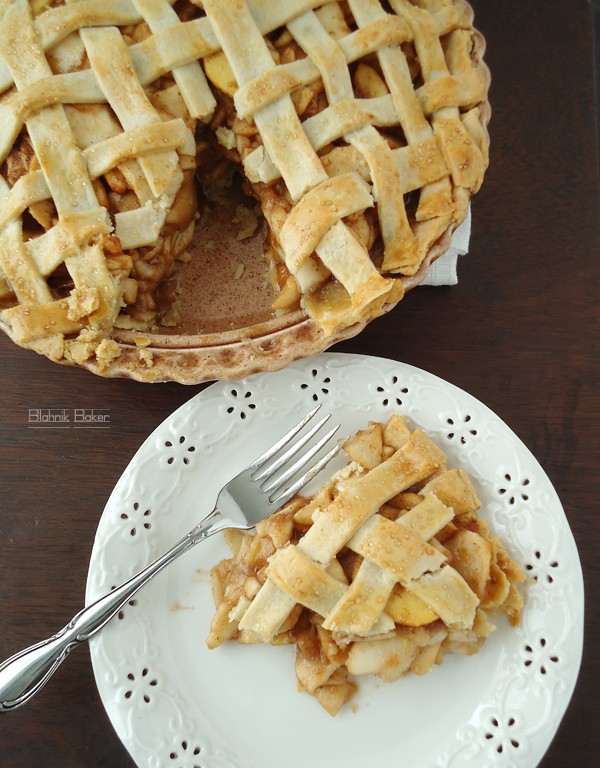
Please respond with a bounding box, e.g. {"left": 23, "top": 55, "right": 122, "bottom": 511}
{"left": 1, "top": 1, "right": 598, "bottom": 766}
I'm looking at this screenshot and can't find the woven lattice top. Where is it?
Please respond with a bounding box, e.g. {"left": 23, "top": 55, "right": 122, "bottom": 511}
{"left": 208, "top": 415, "right": 525, "bottom": 715}
{"left": 0, "top": 0, "right": 489, "bottom": 368}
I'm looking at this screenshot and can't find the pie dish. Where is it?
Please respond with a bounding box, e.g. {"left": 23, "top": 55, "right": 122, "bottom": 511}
{"left": 0, "top": 0, "right": 490, "bottom": 382}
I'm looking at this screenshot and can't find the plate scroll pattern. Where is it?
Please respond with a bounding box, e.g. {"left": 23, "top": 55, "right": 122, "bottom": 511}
{"left": 86, "top": 353, "right": 583, "bottom": 768}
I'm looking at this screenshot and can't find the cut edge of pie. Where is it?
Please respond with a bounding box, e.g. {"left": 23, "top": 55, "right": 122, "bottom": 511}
{"left": 0, "top": 0, "right": 491, "bottom": 383}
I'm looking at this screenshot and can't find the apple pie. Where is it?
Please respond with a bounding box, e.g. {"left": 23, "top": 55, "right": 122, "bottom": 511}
{"left": 207, "top": 415, "right": 525, "bottom": 715}
{"left": 0, "top": 0, "right": 490, "bottom": 373}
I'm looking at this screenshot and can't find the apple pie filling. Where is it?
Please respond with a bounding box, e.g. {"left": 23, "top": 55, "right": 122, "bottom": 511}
{"left": 207, "top": 415, "right": 526, "bottom": 715}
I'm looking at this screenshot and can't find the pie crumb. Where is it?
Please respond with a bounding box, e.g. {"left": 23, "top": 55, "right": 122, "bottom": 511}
{"left": 233, "top": 204, "right": 259, "bottom": 240}
{"left": 161, "top": 304, "right": 182, "bottom": 327}
{"left": 138, "top": 348, "right": 154, "bottom": 367}
{"left": 95, "top": 338, "right": 121, "bottom": 369}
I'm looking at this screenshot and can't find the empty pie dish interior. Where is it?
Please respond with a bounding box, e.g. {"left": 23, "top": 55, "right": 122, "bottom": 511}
{"left": 0, "top": 0, "right": 490, "bottom": 383}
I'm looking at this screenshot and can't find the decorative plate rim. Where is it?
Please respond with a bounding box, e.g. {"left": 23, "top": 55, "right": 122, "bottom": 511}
{"left": 86, "top": 352, "right": 583, "bottom": 768}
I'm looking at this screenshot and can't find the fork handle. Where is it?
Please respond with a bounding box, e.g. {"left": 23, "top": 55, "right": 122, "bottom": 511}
{"left": 0, "top": 508, "right": 228, "bottom": 712}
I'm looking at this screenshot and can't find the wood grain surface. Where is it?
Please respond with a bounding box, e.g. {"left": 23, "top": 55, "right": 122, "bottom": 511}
{"left": 1, "top": 1, "right": 598, "bottom": 766}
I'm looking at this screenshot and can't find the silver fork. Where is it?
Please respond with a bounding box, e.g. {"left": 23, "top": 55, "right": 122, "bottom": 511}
{"left": 0, "top": 405, "right": 341, "bottom": 712}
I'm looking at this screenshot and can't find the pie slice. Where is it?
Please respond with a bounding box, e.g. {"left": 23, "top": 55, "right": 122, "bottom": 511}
{"left": 207, "top": 415, "right": 526, "bottom": 715}
{"left": 0, "top": 0, "right": 490, "bottom": 374}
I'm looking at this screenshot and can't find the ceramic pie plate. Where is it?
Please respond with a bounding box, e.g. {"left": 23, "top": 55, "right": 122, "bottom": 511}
{"left": 86, "top": 353, "right": 583, "bottom": 768}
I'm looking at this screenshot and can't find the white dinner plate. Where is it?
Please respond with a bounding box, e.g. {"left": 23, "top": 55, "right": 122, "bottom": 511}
{"left": 86, "top": 353, "right": 583, "bottom": 768}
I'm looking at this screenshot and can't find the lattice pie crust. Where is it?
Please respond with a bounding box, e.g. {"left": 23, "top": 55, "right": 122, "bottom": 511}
{"left": 0, "top": 1, "right": 490, "bottom": 369}
{"left": 208, "top": 416, "right": 525, "bottom": 715}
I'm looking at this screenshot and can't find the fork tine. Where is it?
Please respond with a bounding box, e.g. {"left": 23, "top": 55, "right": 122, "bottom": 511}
{"left": 252, "top": 411, "right": 332, "bottom": 483}
{"left": 270, "top": 442, "right": 342, "bottom": 507}
{"left": 246, "top": 404, "right": 322, "bottom": 473}
{"left": 261, "top": 424, "right": 340, "bottom": 494}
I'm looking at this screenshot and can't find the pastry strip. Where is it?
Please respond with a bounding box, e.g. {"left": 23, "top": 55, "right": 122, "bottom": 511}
{"left": 421, "top": 468, "right": 481, "bottom": 515}
{"left": 279, "top": 173, "right": 373, "bottom": 272}
{"left": 395, "top": 493, "right": 456, "bottom": 540}
{"left": 347, "top": 515, "right": 446, "bottom": 582}
{"left": 266, "top": 545, "right": 347, "bottom": 617}
{"left": 131, "top": 0, "right": 216, "bottom": 120}
{"left": 324, "top": 493, "right": 454, "bottom": 632}
{"left": 323, "top": 558, "right": 396, "bottom": 634}
{"left": 236, "top": 580, "right": 297, "bottom": 642}
{"left": 406, "top": 566, "right": 479, "bottom": 630}
{"left": 82, "top": 27, "right": 181, "bottom": 199}
{"left": 299, "top": 429, "right": 446, "bottom": 563}
{"left": 233, "top": 10, "right": 471, "bottom": 120}
{"left": 0, "top": 212, "right": 53, "bottom": 308}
